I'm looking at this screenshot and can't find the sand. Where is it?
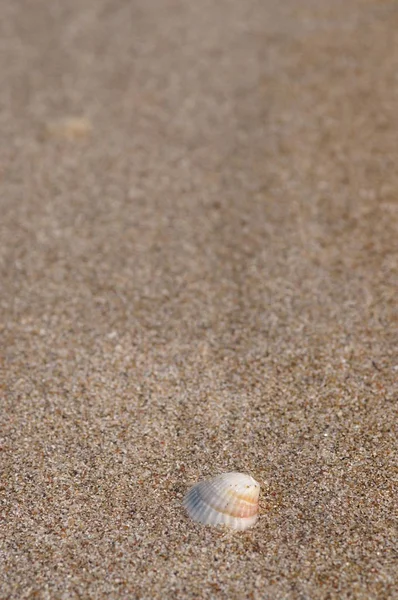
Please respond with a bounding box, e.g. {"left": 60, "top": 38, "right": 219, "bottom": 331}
{"left": 1, "top": 0, "right": 397, "bottom": 598}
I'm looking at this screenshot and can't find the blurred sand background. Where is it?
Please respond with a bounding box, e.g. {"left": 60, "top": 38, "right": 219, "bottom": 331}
{"left": 1, "top": 0, "right": 397, "bottom": 598}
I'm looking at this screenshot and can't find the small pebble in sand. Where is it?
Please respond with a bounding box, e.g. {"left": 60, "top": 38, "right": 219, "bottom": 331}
{"left": 183, "top": 472, "right": 260, "bottom": 531}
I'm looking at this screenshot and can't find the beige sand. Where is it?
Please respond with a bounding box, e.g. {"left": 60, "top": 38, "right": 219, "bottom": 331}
{"left": 1, "top": 0, "right": 397, "bottom": 598}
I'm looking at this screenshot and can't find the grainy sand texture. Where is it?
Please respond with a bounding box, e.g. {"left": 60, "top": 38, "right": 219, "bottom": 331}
{"left": 1, "top": 0, "right": 397, "bottom": 598}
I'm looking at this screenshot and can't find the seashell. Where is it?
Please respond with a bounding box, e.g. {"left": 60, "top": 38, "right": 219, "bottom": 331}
{"left": 183, "top": 472, "right": 260, "bottom": 531}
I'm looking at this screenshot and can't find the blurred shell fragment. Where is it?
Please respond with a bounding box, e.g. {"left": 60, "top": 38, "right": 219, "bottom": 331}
{"left": 183, "top": 472, "right": 260, "bottom": 531}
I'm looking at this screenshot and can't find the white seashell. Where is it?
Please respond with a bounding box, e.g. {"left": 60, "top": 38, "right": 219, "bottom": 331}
{"left": 183, "top": 472, "right": 260, "bottom": 531}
